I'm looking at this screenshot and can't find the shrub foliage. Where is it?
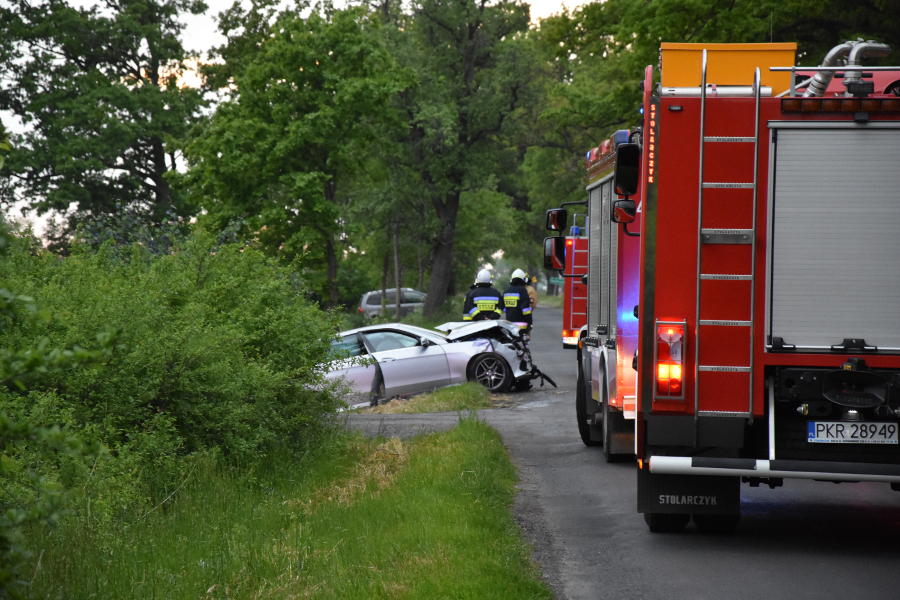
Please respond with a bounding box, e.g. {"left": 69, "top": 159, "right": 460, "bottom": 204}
{"left": 0, "top": 228, "right": 343, "bottom": 522}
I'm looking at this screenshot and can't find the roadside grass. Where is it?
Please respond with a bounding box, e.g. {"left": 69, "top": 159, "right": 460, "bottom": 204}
{"left": 364, "top": 382, "right": 498, "bottom": 414}
{"left": 30, "top": 418, "right": 550, "bottom": 600}
{"left": 535, "top": 293, "right": 564, "bottom": 309}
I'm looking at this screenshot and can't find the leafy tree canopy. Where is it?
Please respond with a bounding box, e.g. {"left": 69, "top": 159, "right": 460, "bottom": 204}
{"left": 179, "top": 1, "right": 412, "bottom": 306}
{"left": 0, "top": 0, "right": 208, "bottom": 238}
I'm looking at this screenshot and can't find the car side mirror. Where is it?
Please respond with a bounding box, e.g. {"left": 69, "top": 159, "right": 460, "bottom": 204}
{"left": 419, "top": 337, "right": 434, "bottom": 348}
{"left": 614, "top": 143, "right": 641, "bottom": 196}
{"left": 545, "top": 208, "right": 568, "bottom": 232}
{"left": 612, "top": 198, "right": 637, "bottom": 224}
{"left": 543, "top": 236, "right": 565, "bottom": 270}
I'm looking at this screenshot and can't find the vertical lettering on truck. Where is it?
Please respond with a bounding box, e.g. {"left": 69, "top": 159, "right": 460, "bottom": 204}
{"left": 638, "top": 85, "right": 661, "bottom": 415}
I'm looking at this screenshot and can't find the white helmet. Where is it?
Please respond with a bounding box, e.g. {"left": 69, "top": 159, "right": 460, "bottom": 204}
{"left": 511, "top": 268, "right": 526, "bottom": 282}
{"left": 475, "top": 268, "right": 493, "bottom": 284}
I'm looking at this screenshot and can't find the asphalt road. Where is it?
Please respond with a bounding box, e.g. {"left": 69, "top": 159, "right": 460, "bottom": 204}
{"left": 345, "top": 306, "right": 900, "bottom": 600}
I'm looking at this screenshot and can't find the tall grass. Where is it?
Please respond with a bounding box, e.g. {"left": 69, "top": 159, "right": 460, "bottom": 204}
{"left": 29, "top": 418, "right": 550, "bottom": 599}
{"left": 365, "top": 382, "right": 496, "bottom": 414}
{"left": 535, "top": 293, "right": 564, "bottom": 309}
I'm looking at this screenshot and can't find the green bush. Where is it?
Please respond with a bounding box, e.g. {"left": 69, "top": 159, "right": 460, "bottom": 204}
{"left": 0, "top": 228, "right": 343, "bottom": 520}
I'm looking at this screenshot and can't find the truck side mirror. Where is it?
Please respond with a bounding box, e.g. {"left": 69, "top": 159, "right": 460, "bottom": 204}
{"left": 545, "top": 208, "right": 568, "bottom": 231}
{"left": 612, "top": 198, "right": 637, "bottom": 224}
{"left": 614, "top": 143, "right": 641, "bottom": 196}
{"left": 543, "top": 236, "right": 565, "bottom": 270}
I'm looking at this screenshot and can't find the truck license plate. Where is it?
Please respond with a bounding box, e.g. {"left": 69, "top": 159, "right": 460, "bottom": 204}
{"left": 808, "top": 422, "right": 899, "bottom": 444}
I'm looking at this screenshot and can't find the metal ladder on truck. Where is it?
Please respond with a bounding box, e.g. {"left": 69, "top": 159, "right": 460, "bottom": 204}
{"left": 693, "top": 49, "right": 762, "bottom": 437}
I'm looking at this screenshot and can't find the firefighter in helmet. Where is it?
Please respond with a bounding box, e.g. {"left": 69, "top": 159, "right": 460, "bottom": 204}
{"left": 463, "top": 268, "right": 503, "bottom": 321}
{"left": 503, "top": 269, "right": 533, "bottom": 333}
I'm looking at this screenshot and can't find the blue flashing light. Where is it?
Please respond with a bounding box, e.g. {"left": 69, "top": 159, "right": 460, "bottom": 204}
{"left": 613, "top": 129, "right": 630, "bottom": 148}
{"left": 640, "top": 106, "right": 644, "bottom": 114}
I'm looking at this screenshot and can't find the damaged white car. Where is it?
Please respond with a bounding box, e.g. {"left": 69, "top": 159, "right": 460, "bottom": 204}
{"left": 326, "top": 321, "right": 555, "bottom": 406}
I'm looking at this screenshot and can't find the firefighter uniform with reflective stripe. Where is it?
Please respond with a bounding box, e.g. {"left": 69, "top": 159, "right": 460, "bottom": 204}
{"left": 502, "top": 283, "right": 533, "bottom": 331}
{"left": 463, "top": 286, "right": 503, "bottom": 321}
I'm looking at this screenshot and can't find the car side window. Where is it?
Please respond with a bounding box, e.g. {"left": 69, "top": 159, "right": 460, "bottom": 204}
{"left": 402, "top": 291, "right": 425, "bottom": 303}
{"left": 330, "top": 335, "right": 367, "bottom": 359}
{"left": 366, "top": 292, "right": 397, "bottom": 305}
{"left": 363, "top": 331, "right": 420, "bottom": 352}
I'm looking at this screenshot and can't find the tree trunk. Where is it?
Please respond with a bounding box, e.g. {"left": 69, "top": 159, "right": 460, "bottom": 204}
{"left": 417, "top": 240, "right": 424, "bottom": 291}
{"left": 325, "top": 234, "right": 339, "bottom": 307}
{"left": 422, "top": 191, "right": 460, "bottom": 315}
{"left": 423, "top": 221, "right": 457, "bottom": 315}
{"left": 323, "top": 180, "right": 340, "bottom": 308}
{"left": 150, "top": 135, "right": 171, "bottom": 211}
{"left": 393, "top": 223, "right": 402, "bottom": 321}
{"left": 381, "top": 250, "right": 389, "bottom": 316}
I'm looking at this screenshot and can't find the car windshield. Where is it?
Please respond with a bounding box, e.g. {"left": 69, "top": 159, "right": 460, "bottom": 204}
{"left": 396, "top": 325, "right": 449, "bottom": 342}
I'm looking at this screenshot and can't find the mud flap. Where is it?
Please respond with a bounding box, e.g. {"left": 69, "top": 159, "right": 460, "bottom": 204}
{"left": 637, "top": 468, "right": 740, "bottom": 515}
{"left": 607, "top": 406, "right": 634, "bottom": 455}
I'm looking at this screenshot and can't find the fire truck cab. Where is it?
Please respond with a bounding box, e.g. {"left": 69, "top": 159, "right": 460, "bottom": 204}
{"left": 545, "top": 40, "right": 900, "bottom": 532}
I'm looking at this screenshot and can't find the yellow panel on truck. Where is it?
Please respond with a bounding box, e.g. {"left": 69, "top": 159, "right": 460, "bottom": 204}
{"left": 660, "top": 42, "right": 797, "bottom": 92}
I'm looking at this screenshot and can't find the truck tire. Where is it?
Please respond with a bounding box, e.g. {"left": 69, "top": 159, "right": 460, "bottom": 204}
{"left": 644, "top": 512, "right": 690, "bottom": 533}
{"left": 692, "top": 513, "right": 740, "bottom": 533}
{"left": 576, "top": 361, "right": 600, "bottom": 447}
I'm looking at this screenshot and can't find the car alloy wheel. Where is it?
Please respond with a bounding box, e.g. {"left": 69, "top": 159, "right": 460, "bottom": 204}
{"left": 471, "top": 354, "right": 512, "bottom": 393}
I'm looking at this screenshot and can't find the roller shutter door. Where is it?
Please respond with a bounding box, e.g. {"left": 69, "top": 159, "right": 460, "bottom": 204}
{"left": 587, "top": 186, "right": 602, "bottom": 335}
{"left": 768, "top": 127, "right": 900, "bottom": 351}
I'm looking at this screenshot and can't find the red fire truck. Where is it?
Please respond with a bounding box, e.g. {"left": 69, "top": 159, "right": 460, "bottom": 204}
{"left": 545, "top": 41, "right": 900, "bottom": 532}
{"left": 562, "top": 216, "right": 588, "bottom": 349}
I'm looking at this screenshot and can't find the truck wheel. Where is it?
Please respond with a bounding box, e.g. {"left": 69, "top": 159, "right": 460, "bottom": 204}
{"left": 692, "top": 513, "right": 740, "bottom": 533}
{"left": 644, "top": 513, "right": 690, "bottom": 533}
{"left": 576, "top": 361, "right": 600, "bottom": 447}
{"left": 469, "top": 353, "right": 513, "bottom": 393}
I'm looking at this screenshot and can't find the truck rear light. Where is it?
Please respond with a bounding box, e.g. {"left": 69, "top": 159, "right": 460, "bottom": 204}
{"left": 654, "top": 321, "right": 685, "bottom": 400}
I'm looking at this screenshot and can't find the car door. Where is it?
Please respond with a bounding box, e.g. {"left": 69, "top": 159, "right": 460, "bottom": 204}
{"left": 361, "top": 329, "right": 451, "bottom": 397}
{"left": 326, "top": 334, "right": 378, "bottom": 401}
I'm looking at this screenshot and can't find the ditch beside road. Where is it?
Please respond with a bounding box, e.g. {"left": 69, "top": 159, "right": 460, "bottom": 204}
{"left": 344, "top": 306, "right": 900, "bottom": 600}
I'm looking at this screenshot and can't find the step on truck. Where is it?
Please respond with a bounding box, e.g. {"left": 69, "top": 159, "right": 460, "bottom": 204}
{"left": 544, "top": 40, "right": 900, "bottom": 532}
